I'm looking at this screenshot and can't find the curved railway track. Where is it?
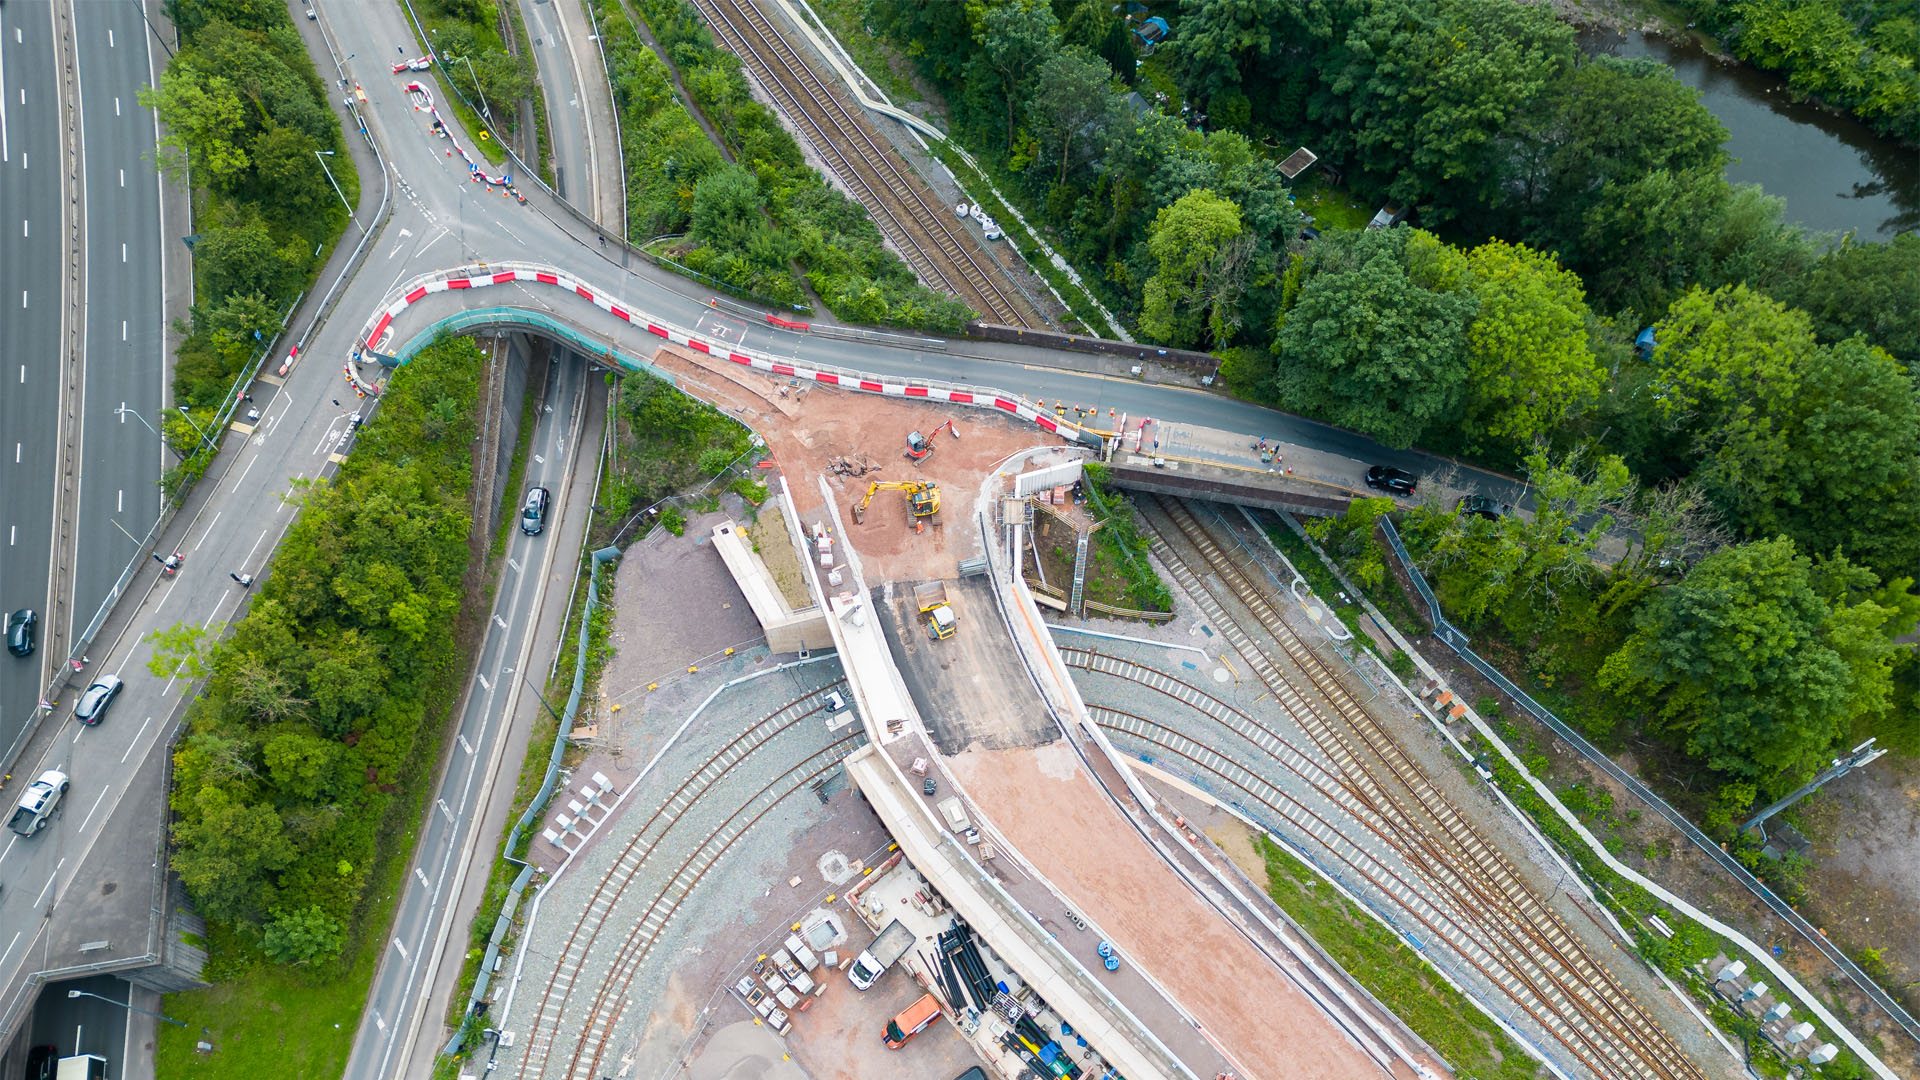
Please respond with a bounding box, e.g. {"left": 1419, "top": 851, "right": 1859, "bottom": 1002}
{"left": 1066, "top": 651, "right": 1670, "bottom": 1080}
{"left": 513, "top": 683, "right": 859, "bottom": 1080}
{"left": 692, "top": 0, "right": 1036, "bottom": 327}
{"left": 1138, "top": 497, "right": 1704, "bottom": 1080}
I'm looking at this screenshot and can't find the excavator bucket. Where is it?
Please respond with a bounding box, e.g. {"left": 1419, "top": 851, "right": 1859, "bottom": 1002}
{"left": 852, "top": 500, "right": 866, "bottom": 524}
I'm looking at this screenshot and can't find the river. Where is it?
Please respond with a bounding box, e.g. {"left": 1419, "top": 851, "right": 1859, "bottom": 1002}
{"left": 1581, "top": 29, "right": 1920, "bottom": 239}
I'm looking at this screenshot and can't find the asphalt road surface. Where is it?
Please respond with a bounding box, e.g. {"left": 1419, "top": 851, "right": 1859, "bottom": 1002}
{"left": 0, "top": 0, "right": 67, "bottom": 772}
{"left": 69, "top": 0, "right": 167, "bottom": 666}
{"left": 26, "top": 975, "right": 133, "bottom": 1076}
{"left": 518, "top": 0, "right": 596, "bottom": 218}
{"left": 348, "top": 350, "right": 588, "bottom": 1080}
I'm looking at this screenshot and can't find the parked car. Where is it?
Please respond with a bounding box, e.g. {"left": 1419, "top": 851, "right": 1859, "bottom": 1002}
{"left": 1364, "top": 465, "right": 1418, "bottom": 496}
{"left": 6, "top": 608, "right": 36, "bottom": 656}
{"left": 1455, "top": 495, "right": 1512, "bottom": 521}
{"left": 74, "top": 674, "right": 123, "bottom": 725}
{"left": 520, "top": 487, "right": 550, "bottom": 535}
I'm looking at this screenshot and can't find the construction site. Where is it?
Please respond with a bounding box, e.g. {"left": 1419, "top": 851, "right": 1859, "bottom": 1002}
{"left": 463, "top": 327, "right": 1779, "bottom": 1080}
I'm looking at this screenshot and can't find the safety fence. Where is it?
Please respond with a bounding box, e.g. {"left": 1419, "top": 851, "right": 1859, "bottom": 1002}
{"left": 1376, "top": 516, "right": 1920, "bottom": 1046}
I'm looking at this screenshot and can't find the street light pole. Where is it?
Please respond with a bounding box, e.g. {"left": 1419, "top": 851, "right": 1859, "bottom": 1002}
{"left": 115, "top": 406, "right": 187, "bottom": 460}
{"left": 67, "top": 988, "right": 189, "bottom": 1029}
{"left": 313, "top": 150, "right": 364, "bottom": 233}
{"left": 176, "top": 405, "right": 217, "bottom": 454}
{"left": 452, "top": 53, "right": 493, "bottom": 126}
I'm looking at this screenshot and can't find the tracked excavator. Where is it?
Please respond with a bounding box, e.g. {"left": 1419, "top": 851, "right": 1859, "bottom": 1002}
{"left": 905, "top": 420, "right": 959, "bottom": 464}
{"left": 852, "top": 481, "right": 940, "bottom": 525}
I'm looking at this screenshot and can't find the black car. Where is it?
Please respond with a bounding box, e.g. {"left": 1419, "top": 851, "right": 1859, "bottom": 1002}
{"left": 1456, "top": 495, "right": 1512, "bottom": 521}
{"left": 6, "top": 609, "right": 36, "bottom": 657}
{"left": 1364, "top": 465, "right": 1418, "bottom": 496}
{"left": 74, "top": 674, "right": 123, "bottom": 725}
{"left": 520, "top": 487, "right": 550, "bottom": 535}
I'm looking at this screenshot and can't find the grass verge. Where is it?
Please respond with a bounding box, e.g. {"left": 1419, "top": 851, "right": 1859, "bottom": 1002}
{"left": 1255, "top": 833, "right": 1544, "bottom": 1080}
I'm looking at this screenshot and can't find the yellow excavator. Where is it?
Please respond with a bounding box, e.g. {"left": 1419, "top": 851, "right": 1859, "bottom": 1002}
{"left": 852, "top": 480, "right": 940, "bottom": 525}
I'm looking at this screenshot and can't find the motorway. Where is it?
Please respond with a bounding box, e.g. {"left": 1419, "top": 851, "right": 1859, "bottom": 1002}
{"left": 70, "top": 0, "right": 167, "bottom": 673}
{"left": 0, "top": 2, "right": 66, "bottom": 775}
{"left": 0, "top": 0, "right": 1520, "bottom": 1072}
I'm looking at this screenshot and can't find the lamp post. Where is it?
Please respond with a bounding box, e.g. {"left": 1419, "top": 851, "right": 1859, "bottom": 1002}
{"left": 67, "top": 988, "right": 188, "bottom": 1029}
{"left": 449, "top": 53, "right": 493, "bottom": 125}
{"left": 313, "top": 150, "right": 363, "bottom": 233}
{"left": 115, "top": 405, "right": 186, "bottom": 460}
{"left": 176, "top": 405, "right": 217, "bottom": 454}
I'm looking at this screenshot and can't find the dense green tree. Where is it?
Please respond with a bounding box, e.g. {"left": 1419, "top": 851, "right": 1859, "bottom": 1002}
{"left": 142, "top": 64, "right": 251, "bottom": 188}
{"left": 262, "top": 905, "right": 347, "bottom": 964}
{"left": 1599, "top": 538, "right": 1906, "bottom": 790}
{"left": 170, "top": 790, "right": 297, "bottom": 923}
{"left": 689, "top": 165, "right": 763, "bottom": 249}
{"left": 1271, "top": 229, "right": 1477, "bottom": 448}
{"left": 193, "top": 217, "right": 300, "bottom": 302}
{"left": 1498, "top": 55, "right": 1726, "bottom": 242}
{"left": 1026, "top": 47, "right": 1115, "bottom": 185}
{"left": 1450, "top": 238, "right": 1606, "bottom": 453}
{"left": 979, "top": 0, "right": 1059, "bottom": 151}
{"left": 1139, "top": 189, "right": 1245, "bottom": 348}
{"left": 1164, "top": 0, "right": 1283, "bottom": 102}
{"left": 1775, "top": 234, "right": 1920, "bottom": 366}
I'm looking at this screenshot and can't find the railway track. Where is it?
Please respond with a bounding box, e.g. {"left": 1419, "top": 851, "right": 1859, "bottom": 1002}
{"left": 512, "top": 683, "right": 860, "bottom": 1080}
{"left": 1138, "top": 497, "right": 1705, "bottom": 1080}
{"left": 1066, "top": 651, "right": 1658, "bottom": 1080}
{"left": 692, "top": 0, "right": 1037, "bottom": 327}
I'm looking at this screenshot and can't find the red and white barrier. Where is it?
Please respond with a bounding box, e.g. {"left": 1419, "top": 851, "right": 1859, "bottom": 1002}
{"left": 400, "top": 79, "right": 518, "bottom": 191}
{"left": 357, "top": 265, "right": 1093, "bottom": 443}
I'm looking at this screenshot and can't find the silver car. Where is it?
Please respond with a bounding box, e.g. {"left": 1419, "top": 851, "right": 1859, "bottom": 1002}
{"left": 75, "top": 674, "right": 123, "bottom": 725}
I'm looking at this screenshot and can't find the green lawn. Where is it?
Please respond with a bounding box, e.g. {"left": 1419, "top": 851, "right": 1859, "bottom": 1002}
{"left": 1295, "top": 176, "right": 1374, "bottom": 232}
{"left": 153, "top": 920, "right": 380, "bottom": 1077}
{"left": 1256, "top": 835, "right": 1543, "bottom": 1080}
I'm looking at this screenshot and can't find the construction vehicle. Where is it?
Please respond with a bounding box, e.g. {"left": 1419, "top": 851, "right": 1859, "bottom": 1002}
{"left": 915, "top": 581, "right": 957, "bottom": 640}
{"left": 852, "top": 481, "right": 940, "bottom": 525}
{"left": 905, "top": 419, "right": 959, "bottom": 464}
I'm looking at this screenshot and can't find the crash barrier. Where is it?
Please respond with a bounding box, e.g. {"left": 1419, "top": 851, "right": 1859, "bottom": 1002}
{"left": 809, "top": 322, "right": 948, "bottom": 351}
{"left": 965, "top": 321, "right": 1215, "bottom": 369}
{"left": 357, "top": 262, "right": 1095, "bottom": 447}
{"left": 449, "top": 544, "right": 620, "bottom": 1052}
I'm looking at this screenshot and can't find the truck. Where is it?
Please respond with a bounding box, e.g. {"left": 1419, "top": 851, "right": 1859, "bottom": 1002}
{"left": 9, "top": 770, "right": 68, "bottom": 837}
{"left": 914, "top": 582, "right": 956, "bottom": 640}
{"left": 56, "top": 1054, "right": 108, "bottom": 1080}
{"left": 848, "top": 918, "right": 916, "bottom": 990}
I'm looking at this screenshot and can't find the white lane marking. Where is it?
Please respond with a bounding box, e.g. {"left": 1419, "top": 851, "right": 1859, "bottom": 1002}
{"left": 108, "top": 29, "right": 114, "bottom": 47}
{"left": 390, "top": 938, "right": 408, "bottom": 961}
{"left": 438, "top": 799, "right": 454, "bottom": 825}
{"left": 235, "top": 455, "right": 258, "bottom": 488}
{"left": 413, "top": 868, "right": 429, "bottom": 888}
{"left": 458, "top": 734, "right": 473, "bottom": 755}
{"left": 78, "top": 788, "right": 110, "bottom": 832}
{"left": 243, "top": 527, "right": 269, "bottom": 565}
{"left": 116, "top": 490, "right": 122, "bottom": 513}
{"left": 121, "top": 242, "right": 127, "bottom": 262}
{"left": 119, "top": 168, "right": 124, "bottom": 187}
{"left": 121, "top": 717, "right": 153, "bottom": 762}
{"left": 193, "top": 510, "right": 221, "bottom": 550}
{"left": 373, "top": 1013, "right": 386, "bottom": 1033}
{"left": 0, "top": 834, "right": 16, "bottom": 870}
{"left": 0, "top": 932, "right": 21, "bottom": 972}
{"left": 121, "top": 320, "right": 126, "bottom": 341}
{"left": 476, "top": 674, "right": 490, "bottom": 692}
{"left": 277, "top": 472, "right": 306, "bottom": 510}
{"left": 115, "top": 96, "right": 120, "bottom": 116}
{"left": 33, "top": 860, "right": 65, "bottom": 907}
{"left": 20, "top": 290, "right": 26, "bottom": 308}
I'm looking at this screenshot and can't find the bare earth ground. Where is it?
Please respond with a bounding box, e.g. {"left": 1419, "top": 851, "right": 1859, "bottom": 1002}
{"left": 649, "top": 342, "right": 1052, "bottom": 584}
{"left": 941, "top": 742, "right": 1389, "bottom": 1080}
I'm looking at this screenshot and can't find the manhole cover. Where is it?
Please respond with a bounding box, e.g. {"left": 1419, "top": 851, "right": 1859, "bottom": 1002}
{"left": 1212, "top": 667, "right": 1231, "bottom": 683}
{"left": 1305, "top": 605, "right": 1324, "bottom": 623}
